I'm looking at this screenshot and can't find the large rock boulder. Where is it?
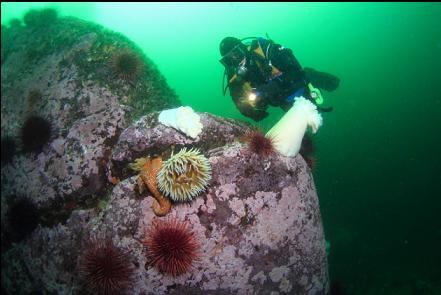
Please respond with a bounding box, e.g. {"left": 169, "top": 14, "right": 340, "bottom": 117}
{"left": 1, "top": 9, "right": 328, "bottom": 295}
{"left": 2, "top": 110, "right": 329, "bottom": 295}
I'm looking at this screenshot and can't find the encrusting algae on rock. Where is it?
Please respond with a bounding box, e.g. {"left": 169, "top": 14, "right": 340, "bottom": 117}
{"left": 129, "top": 156, "right": 172, "bottom": 216}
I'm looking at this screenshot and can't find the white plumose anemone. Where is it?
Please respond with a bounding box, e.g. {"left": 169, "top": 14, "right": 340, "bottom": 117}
{"left": 157, "top": 148, "right": 211, "bottom": 202}
{"left": 266, "top": 96, "right": 322, "bottom": 157}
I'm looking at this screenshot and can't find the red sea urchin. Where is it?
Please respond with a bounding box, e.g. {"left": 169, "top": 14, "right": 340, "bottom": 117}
{"left": 243, "top": 129, "right": 277, "bottom": 157}
{"left": 79, "top": 240, "right": 135, "bottom": 295}
{"left": 143, "top": 219, "right": 199, "bottom": 277}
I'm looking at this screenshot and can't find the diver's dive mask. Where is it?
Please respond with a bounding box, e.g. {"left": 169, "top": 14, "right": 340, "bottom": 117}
{"left": 219, "top": 43, "right": 248, "bottom": 75}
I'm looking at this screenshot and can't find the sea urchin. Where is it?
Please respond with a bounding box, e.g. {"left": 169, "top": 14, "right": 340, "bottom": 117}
{"left": 144, "top": 219, "right": 199, "bottom": 276}
{"left": 109, "top": 49, "right": 144, "bottom": 81}
{"left": 21, "top": 115, "right": 52, "bottom": 153}
{"left": 79, "top": 240, "right": 135, "bottom": 295}
{"left": 157, "top": 148, "right": 211, "bottom": 202}
{"left": 243, "top": 129, "right": 277, "bottom": 158}
{"left": 7, "top": 196, "right": 40, "bottom": 242}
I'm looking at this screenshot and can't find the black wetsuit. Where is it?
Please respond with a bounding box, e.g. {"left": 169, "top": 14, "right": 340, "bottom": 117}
{"left": 225, "top": 38, "right": 339, "bottom": 121}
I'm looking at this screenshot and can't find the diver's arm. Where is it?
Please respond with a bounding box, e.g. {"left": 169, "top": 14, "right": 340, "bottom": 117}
{"left": 270, "top": 44, "right": 309, "bottom": 85}
{"left": 303, "top": 67, "right": 340, "bottom": 92}
{"left": 270, "top": 45, "right": 327, "bottom": 104}
{"left": 230, "top": 82, "right": 269, "bottom": 121}
{"left": 271, "top": 45, "right": 341, "bottom": 94}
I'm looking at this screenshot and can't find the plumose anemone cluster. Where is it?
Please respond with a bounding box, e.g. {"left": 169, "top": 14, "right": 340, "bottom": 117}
{"left": 157, "top": 148, "right": 211, "bottom": 202}
{"left": 266, "top": 96, "right": 322, "bottom": 157}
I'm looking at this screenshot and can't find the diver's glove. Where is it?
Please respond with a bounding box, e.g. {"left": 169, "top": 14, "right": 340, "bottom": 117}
{"left": 307, "top": 83, "right": 324, "bottom": 105}
{"left": 255, "top": 81, "right": 283, "bottom": 107}
{"left": 237, "top": 98, "right": 268, "bottom": 121}
{"left": 240, "top": 82, "right": 267, "bottom": 111}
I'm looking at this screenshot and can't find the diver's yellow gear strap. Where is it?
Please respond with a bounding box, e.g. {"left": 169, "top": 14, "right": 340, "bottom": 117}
{"left": 253, "top": 45, "right": 265, "bottom": 58}
{"left": 242, "top": 82, "right": 253, "bottom": 95}
{"left": 253, "top": 42, "right": 282, "bottom": 79}
{"left": 307, "top": 83, "right": 324, "bottom": 105}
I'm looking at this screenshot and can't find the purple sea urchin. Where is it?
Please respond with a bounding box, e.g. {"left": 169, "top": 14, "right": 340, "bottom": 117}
{"left": 20, "top": 115, "right": 52, "bottom": 153}
{"left": 143, "top": 219, "right": 199, "bottom": 276}
{"left": 157, "top": 148, "right": 211, "bottom": 202}
{"left": 79, "top": 240, "right": 135, "bottom": 295}
{"left": 109, "top": 49, "right": 143, "bottom": 81}
{"left": 7, "top": 196, "right": 40, "bottom": 242}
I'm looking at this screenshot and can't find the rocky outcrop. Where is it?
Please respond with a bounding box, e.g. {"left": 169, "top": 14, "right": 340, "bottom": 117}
{"left": 1, "top": 11, "right": 179, "bottom": 213}
{"left": 1, "top": 9, "right": 328, "bottom": 295}
{"left": 2, "top": 110, "right": 329, "bottom": 295}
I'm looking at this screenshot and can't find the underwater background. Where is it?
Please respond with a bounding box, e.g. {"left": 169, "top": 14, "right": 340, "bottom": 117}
{"left": 1, "top": 2, "right": 440, "bottom": 294}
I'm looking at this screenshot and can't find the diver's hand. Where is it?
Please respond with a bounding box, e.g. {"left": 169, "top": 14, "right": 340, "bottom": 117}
{"left": 239, "top": 83, "right": 267, "bottom": 111}
{"left": 307, "top": 83, "right": 323, "bottom": 105}
{"left": 255, "top": 81, "right": 283, "bottom": 106}
{"left": 238, "top": 92, "right": 267, "bottom": 111}
{"left": 237, "top": 99, "right": 268, "bottom": 121}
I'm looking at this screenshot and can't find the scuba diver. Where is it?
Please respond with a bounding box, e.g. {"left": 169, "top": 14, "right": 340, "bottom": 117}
{"left": 219, "top": 36, "right": 340, "bottom": 121}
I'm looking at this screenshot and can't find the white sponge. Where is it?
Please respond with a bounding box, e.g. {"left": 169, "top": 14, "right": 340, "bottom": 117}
{"left": 158, "top": 106, "right": 203, "bottom": 139}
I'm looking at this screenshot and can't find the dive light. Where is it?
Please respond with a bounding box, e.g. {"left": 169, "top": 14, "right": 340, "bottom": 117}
{"left": 248, "top": 92, "right": 257, "bottom": 102}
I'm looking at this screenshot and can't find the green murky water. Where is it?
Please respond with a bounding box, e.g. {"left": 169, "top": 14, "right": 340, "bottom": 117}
{"left": 2, "top": 2, "right": 441, "bottom": 294}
